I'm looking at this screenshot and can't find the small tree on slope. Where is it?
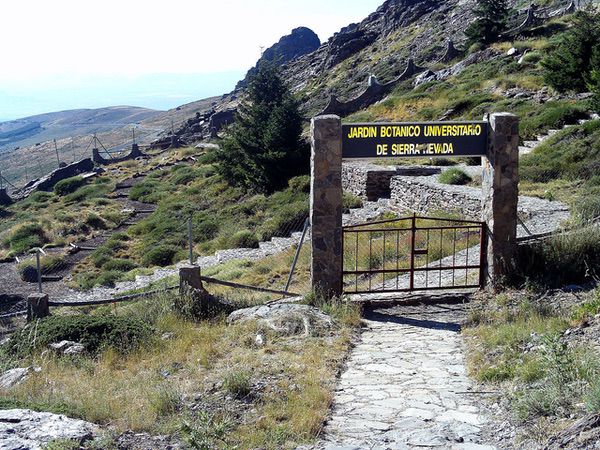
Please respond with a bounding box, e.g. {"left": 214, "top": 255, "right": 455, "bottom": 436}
{"left": 542, "top": 9, "right": 600, "bottom": 94}
{"left": 465, "top": 0, "right": 509, "bottom": 46}
{"left": 216, "top": 62, "right": 308, "bottom": 193}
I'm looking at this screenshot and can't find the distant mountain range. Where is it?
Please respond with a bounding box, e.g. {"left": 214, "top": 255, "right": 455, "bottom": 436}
{"left": 0, "top": 106, "right": 163, "bottom": 151}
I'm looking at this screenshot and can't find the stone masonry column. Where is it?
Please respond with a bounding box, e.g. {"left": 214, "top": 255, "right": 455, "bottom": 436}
{"left": 310, "top": 115, "right": 343, "bottom": 297}
{"left": 482, "top": 113, "right": 520, "bottom": 287}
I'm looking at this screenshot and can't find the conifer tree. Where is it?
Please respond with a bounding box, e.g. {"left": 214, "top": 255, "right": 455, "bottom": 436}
{"left": 465, "top": 0, "right": 509, "bottom": 46}
{"left": 542, "top": 9, "right": 600, "bottom": 94}
{"left": 216, "top": 62, "right": 308, "bottom": 193}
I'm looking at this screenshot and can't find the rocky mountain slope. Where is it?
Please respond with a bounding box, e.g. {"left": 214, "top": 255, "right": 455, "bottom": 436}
{"left": 0, "top": 106, "right": 162, "bottom": 152}
{"left": 164, "top": 0, "right": 573, "bottom": 145}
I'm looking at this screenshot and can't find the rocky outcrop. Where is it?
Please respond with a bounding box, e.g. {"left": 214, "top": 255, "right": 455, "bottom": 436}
{"left": 227, "top": 304, "right": 335, "bottom": 336}
{"left": 0, "top": 367, "right": 39, "bottom": 390}
{"left": 320, "top": 59, "right": 425, "bottom": 117}
{"left": 11, "top": 158, "right": 95, "bottom": 201}
{"left": 237, "top": 27, "right": 320, "bottom": 89}
{"left": 0, "top": 188, "right": 12, "bottom": 206}
{"left": 0, "top": 409, "right": 97, "bottom": 450}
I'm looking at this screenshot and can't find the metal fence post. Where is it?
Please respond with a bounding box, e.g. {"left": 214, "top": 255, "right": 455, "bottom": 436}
{"left": 285, "top": 218, "right": 310, "bottom": 292}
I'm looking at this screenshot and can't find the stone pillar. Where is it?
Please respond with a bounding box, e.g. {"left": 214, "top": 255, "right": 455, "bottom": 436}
{"left": 27, "top": 293, "right": 49, "bottom": 322}
{"left": 179, "top": 265, "right": 204, "bottom": 294}
{"left": 310, "top": 115, "right": 343, "bottom": 297}
{"left": 482, "top": 113, "right": 520, "bottom": 287}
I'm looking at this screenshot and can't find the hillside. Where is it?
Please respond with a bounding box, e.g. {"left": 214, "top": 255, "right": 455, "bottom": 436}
{"left": 0, "top": 106, "right": 163, "bottom": 152}
{"left": 2, "top": 1, "right": 600, "bottom": 448}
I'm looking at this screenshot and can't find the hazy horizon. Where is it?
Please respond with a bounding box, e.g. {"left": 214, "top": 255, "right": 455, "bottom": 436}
{"left": 1, "top": 0, "right": 382, "bottom": 121}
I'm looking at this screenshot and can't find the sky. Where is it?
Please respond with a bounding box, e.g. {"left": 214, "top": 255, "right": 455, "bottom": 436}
{"left": 0, "top": 0, "right": 382, "bottom": 120}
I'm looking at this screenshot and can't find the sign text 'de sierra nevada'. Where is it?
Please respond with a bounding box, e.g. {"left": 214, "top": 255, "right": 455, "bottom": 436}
{"left": 342, "top": 121, "right": 488, "bottom": 158}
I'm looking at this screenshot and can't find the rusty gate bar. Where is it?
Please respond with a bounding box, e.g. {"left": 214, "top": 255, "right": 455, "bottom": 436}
{"left": 342, "top": 215, "right": 486, "bottom": 294}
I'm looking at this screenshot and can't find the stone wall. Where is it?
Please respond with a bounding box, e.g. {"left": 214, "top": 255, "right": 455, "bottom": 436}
{"left": 390, "top": 176, "right": 482, "bottom": 219}
{"left": 342, "top": 163, "right": 440, "bottom": 201}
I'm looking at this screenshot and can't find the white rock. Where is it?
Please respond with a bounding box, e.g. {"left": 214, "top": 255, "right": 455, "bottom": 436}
{"left": 506, "top": 47, "right": 519, "bottom": 56}
{"left": 0, "top": 409, "right": 97, "bottom": 449}
{"left": 0, "top": 368, "right": 32, "bottom": 390}
{"left": 48, "top": 340, "right": 85, "bottom": 355}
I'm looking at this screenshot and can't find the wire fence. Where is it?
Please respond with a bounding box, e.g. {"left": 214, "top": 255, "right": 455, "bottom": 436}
{"left": 0, "top": 116, "right": 191, "bottom": 192}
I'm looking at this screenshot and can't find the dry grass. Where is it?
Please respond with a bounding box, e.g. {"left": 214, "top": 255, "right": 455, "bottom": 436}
{"left": 1, "top": 294, "right": 359, "bottom": 448}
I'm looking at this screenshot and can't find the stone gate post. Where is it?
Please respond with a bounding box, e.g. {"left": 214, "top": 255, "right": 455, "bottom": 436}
{"left": 482, "top": 113, "right": 520, "bottom": 287}
{"left": 310, "top": 115, "right": 343, "bottom": 297}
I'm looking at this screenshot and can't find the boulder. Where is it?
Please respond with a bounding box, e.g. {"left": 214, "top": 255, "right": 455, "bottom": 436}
{"left": 48, "top": 340, "right": 85, "bottom": 355}
{"left": 227, "top": 303, "right": 335, "bottom": 336}
{"left": 0, "top": 409, "right": 96, "bottom": 450}
{"left": 0, "top": 368, "right": 33, "bottom": 390}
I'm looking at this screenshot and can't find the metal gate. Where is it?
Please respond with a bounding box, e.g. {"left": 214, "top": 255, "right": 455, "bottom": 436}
{"left": 342, "top": 215, "right": 486, "bottom": 294}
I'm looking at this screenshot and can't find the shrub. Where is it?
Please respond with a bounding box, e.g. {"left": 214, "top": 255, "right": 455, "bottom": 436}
{"left": 517, "top": 226, "right": 600, "bottom": 287}
{"left": 96, "top": 270, "right": 123, "bottom": 287}
{"left": 5, "top": 223, "right": 47, "bottom": 254}
{"left": 64, "top": 184, "right": 109, "bottom": 203}
{"left": 439, "top": 168, "right": 472, "bottom": 185}
{"left": 288, "top": 175, "right": 311, "bottom": 193}
{"left": 53, "top": 177, "right": 86, "bottom": 196}
{"left": 142, "top": 245, "right": 178, "bottom": 267}
{"left": 17, "top": 255, "right": 66, "bottom": 282}
{"left": 343, "top": 192, "right": 363, "bottom": 212}
{"left": 230, "top": 230, "right": 259, "bottom": 249}
{"left": 257, "top": 202, "right": 309, "bottom": 241}
{"left": 222, "top": 370, "right": 251, "bottom": 397}
{"left": 84, "top": 213, "right": 106, "bottom": 230}
{"left": 192, "top": 217, "right": 220, "bottom": 242}
{"left": 573, "top": 190, "right": 600, "bottom": 224}
{"left": 102, "top": 258, "right": 137, "bottom": 272}
{"left": 8, "top": 314, "right": 154, "bottom": 356}
{"left": 170, "top": 166, "right": 197, "bottom": 185}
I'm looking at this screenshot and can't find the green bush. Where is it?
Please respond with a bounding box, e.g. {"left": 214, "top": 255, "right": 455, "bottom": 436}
{"left": 142, "top": 245, "right": 178, "bottom": 267}
{"left": 343, "top": 192, "right": 363, "bottom": 212}
{"left": 288, "top": 175, "right": 311, "bottom": 193}
{"left": 517, "top": 226, "right": 600, "bottom": 287}
{"left": 4, "top": 223, "right": 48, "bottom": 254}
{"left": 84, "top": 213, "right": 106, "bottom": 230}
{"left": 8, "top": 314, "right": 154, "bottom": 356}
{"left": 17, "top": 255, "right": 66, "bottom": 282}
{"left": 222, "top": 370, "right": 251, "bottom": 397}
{"left": 439, "top": 168, "right": 473, "bottom": 185}
{"left": 257, "top": 202, "right": 309, "bottom": 241}
{"left": 96, "top": 270, "right": 123, "bottom": 287}
{"left": 53, "top": 177, "right": 86, "bottom": 196}
{"left": 229, "top": 230, "right": 259, "bottom": 249}
{"left": 64, "top": 184, "right": 110, "bottom": 203}
{"left": 102, "top": 258, "right": 137, "bottom": 272}
{"left": 573, "top": 189, "right": 600, "bottom": 224}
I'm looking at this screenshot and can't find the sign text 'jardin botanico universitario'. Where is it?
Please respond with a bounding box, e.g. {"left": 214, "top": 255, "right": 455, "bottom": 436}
{"left": 342, "top": 121, "right": 488, "bottom": 159}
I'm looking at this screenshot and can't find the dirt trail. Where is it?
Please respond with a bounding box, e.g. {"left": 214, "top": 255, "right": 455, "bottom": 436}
{"left": 0, "top": 177, "right": 156, "bottom": 313}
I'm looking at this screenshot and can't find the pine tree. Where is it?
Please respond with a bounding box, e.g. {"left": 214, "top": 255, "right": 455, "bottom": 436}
{"left": 464, "top": 0, "right": 509, "bottom": 46}
{"left": 542, "top": 9, "right": 600, "bottom": 93}
{"left": 216, "top": 62, "right": 308, "bottom": 193}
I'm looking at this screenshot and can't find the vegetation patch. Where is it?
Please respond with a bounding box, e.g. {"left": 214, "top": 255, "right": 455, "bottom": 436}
{"left": 53, "top": 176, "right": 86, "bottom": 196}
{"left": 439, "top": 168, "right": 473, "bottom": 185}
{"left": 7, "top": 314, "right": 154, "bottom": 356}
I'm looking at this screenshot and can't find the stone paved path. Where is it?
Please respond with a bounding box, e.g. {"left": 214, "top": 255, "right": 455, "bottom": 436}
{"left": 306, "top": 302, "right": 495, "bottom": 450}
